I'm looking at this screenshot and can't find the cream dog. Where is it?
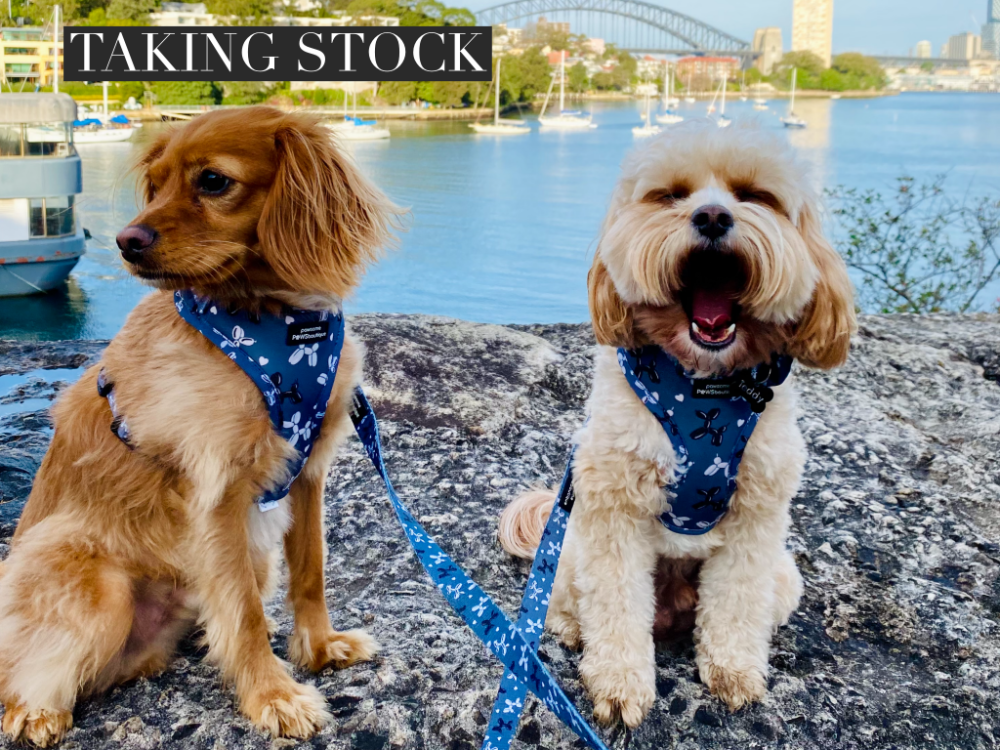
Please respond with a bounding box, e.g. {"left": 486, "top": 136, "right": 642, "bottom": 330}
{"left": 499, "top": 120, "right": 855, "bottom": 727}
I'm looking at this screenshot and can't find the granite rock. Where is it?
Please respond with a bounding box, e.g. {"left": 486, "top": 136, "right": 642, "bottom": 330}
{"left": 0, "top": 312, "right": 999, "bottom": 750}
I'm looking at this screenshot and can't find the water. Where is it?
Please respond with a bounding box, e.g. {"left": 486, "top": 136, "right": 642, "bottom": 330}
{"left": 1, "top": 93, "right": 998, "bottom": 342}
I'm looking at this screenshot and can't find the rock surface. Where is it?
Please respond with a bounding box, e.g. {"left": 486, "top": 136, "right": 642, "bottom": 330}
{"left": 1, "top": 313, "right": 1000, "bottom": 750}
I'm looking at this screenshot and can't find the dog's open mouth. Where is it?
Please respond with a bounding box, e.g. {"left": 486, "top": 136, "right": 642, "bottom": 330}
{"left": 680, "top": 251, "right": 746, "bottom": 351}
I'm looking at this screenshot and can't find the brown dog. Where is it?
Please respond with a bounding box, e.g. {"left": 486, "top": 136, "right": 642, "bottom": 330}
{"left": 0, "top": 108, "right": 399, "bottom": 746}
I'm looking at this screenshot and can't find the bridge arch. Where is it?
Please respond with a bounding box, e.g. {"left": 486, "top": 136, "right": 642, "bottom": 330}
{"left": 476, "top": 0, "right": 751, "bottom": 56}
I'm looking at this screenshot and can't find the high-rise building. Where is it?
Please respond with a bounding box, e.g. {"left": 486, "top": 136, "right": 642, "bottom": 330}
{"left": 792, "top": 0, "right": 834, "bottom": 67}
{"left": 752, "top": 27, "right": 783, "bottom": 74}
{"left": 945, "top": 31, "right": 982, "bottom": 60}
{"left": 914, "top": 40, "right": 932, "bottom": 58}
{"left": 983, "top": 0, "right": 1000, "bottom": 58}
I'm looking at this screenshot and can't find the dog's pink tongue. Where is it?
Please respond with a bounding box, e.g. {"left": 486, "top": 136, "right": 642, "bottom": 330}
{"left": 691, "top": 288, "right": 735, "bottom": 332}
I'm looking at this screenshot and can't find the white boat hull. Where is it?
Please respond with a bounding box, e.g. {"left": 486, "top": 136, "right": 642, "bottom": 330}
{"left": 781, "top": 117, "right": 807, "bottom": 129}
{"left": 469, "top": 122, "right": 530, "bottom": 135}
{"left": 655, "top": 113, "right": 684, "bottom": 125}
{"left": 74, "top": 127, "right": 134, "bottom": 143}
{"left": 632, "top": 125, "right": 661, "bottom": 137}
{"left": 538, "top": 115, "right": 595, "bottom": 130}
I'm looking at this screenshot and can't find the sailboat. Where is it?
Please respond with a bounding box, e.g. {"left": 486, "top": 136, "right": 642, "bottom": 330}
{"left": 683, "top": 70, "right": 696, "bottom": 103}
{"left": 73, "top": 82, "right": 134, "bottom": 143}
{"left": 780, "top": 68, "right": 807, "bottom": 128}
{"left": 470, "top": 57, "right": 529, "bottom": 135}
{"left": 753, "top": 96, "right": 768, "bottom": 111}
{"left": 656, "top": 61, "right": 683, "bottom": 125}
{"left": 717, "top": 76, "right": 731, "bottom": 127}
{"left": 706, "top": 79, "right": 720, "bottom": 114}
{"left": 633, "top": 86, "right": 661, "bottom": 137}
{"left": 538, "top": 55, "right": 595, "bottom": 129}
{"left": 327, "top": 86, "right": 390, "bottom": 141}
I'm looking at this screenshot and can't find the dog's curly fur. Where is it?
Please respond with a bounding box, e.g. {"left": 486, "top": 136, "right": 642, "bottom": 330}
{"left": 499, "top": 120, "right": 856, "bottom": 727}
{"left": 0, "top": 108, "right": 400, "bottom": 746}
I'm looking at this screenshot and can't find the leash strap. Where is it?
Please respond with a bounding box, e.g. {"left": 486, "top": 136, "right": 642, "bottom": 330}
{"left": 481, "top": 461, "right": 580, "bottom": 750}
{"left": 349, "top": 389, "right": 608, "bottom": 750}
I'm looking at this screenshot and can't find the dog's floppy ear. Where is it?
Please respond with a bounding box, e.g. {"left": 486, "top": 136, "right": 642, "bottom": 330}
{"left": 258, "top": 114, "right": 400, "bottom": 298}
{"left": 132, "top": 129, "right": 173, "bottom": 206}
{"left": 588, "top": 252, "right": 635, "bottom": 348}
{"left": 787, "top": 202, "right": 857, "bottom": 369}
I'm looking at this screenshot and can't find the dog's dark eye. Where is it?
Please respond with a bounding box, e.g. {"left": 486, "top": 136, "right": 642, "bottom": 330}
{"left": 197, "top": 170, "right": 230, "bottom": 195}
{"left": 733, "top": 186, "right": 783, "bottom": 213}
{"left": 643, "top": 186, "right": 691, "bottom": 205}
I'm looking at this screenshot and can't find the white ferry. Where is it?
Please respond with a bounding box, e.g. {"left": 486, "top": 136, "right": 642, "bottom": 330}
{"left": 0, "top": 94, "right": 86, "bottom": 296}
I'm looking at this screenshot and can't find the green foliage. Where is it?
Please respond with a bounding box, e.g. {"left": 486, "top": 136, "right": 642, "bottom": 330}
{"left": 27, "top": 0, "right": 80, "bottom": 24}
{"left": 819, "top": 68, "right": 847, "bottom": 91}
{"left": 776, "top": 51, "right": 826, "bottom": 79}
{"left": 344, "top": 0, "right": 474, "bottom": 26}
{"left": 77, "top": 8, "right": 148, "bottom": 24}
{"left": 828, "top": 176, "right": 1000, "bottom": 313}
{"left": 498, "top": 48, "right": 551, "bottom": 102}
{"left": 416, "top": 80, "right": 470, "bottom": 107}
{"left": 105, "top": 0, "right": 157, "bottom": 20}
{"left": 567, "top": 61, "right": 588, "bottom": 93}
{"left": 222, "top": 81, "right": 275, "bottom": 105}
{"left": 614, "top": 50, "right": 637, "bottom": 86}
{"left": 378, "top": 81, "right": 419, "bottom": 105}
{"left": 150, "top": 81, "right": 222, "bottom": 105}
{"left": 920, "top": 60, "right": 934, "bottom": 73}
{"left": 591, "top": 71, "right": 615, "bottom": 90}
{"left": 206, "top": 0, "right": 272, "bottom": 24}
{"left": 830, "top": 53, "right": 886, "bottom": 90}
{"left": 744, "top": 67, "right": 766, "bottom": 85}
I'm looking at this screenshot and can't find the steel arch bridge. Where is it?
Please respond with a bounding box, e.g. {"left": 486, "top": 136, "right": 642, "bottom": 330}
{"left": 476, "top": 0, "right": 752, "bottom": 57}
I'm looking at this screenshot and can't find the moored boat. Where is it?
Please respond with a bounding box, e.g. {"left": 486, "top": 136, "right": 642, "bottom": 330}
{"left": 0, "top": 94, "right": 86, "bottom": 297}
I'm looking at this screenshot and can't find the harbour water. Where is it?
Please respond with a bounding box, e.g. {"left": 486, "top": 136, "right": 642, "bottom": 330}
{"left": 1, "top": 93, "right": 998, "bottom": 341}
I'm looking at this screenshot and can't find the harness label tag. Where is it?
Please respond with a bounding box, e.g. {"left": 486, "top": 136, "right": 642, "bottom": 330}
{"left": 691, "top": 378, "right": 737, "bottom": 399}
{"left": 286, "top": 320, "right": 330, "bottom": 345}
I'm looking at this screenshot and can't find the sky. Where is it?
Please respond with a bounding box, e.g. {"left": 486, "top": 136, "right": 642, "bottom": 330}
{"left": 465, "top": 0, "right": 992, "bottom": 57}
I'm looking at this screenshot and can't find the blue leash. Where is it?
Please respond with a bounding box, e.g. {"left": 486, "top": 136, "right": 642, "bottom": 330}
{"left": 349, "top": 389, "right": 608, "bottom": 750}
{"left": 480, "top": 460, "right": 581, "bottom": 750}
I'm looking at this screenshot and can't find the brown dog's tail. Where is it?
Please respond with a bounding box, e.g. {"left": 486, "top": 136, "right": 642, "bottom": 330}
{"left": 498, "top": 489, "right": 556, "bottom": 560}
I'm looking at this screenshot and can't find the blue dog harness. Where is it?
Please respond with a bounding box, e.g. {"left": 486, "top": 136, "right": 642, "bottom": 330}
{"left": 97, "top": 291, "right": 610, "bottom": 750}
{"left": 99, "top": 290, "right": 345, "bottom": 510}
{"left": 618, "top": 346, "right": 792, "bottom": 534}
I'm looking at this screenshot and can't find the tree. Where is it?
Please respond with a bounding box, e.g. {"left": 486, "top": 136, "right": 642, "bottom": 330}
{"left": 920, "top": 60, "right": 934, "bottom": 73}
{"left": 416, "top": 80, "right": 470, "bottom": 106}
{"left": 499, "top": 47, "right": 551, "bottom": 102}
{"left": 105, "top": 0, "right": 156, "bottom": 21}
{"left": 591, "top": 71, "right": 615, "bottom": 90}
{"left": 222, "top": 81, "right": 275, "bottom": 104}
{"left": 378, "top": 80, "right": 419, "bottom": 104}
{"left": 614, "top": 50, "right": 638, "bottom": 86}
{"left": 828, "top": 176, "right": 1000, "bottom": 314}
{"left": 774, "top": 51, "right": 825, "bottom": 89}
{"left": 567, "top": 61, "right": 588, "bottom": 93}
{"left": 151, "top": 81, "right": 222, "bottom": 105}
{"left": 206, "top": 0, "right": 272, "bottom": 24}
{"left": 831, "top": 52, "right": 887, "bottom": 89}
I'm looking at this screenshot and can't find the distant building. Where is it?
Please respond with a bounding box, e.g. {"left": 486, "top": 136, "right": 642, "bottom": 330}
{"left": 676, "top": 56, "right": 741, "bottom": 82}
{"left": 914, "top": 40, "right": 932, "bottom": 58}
{"left": 150, "top": 3, "right": 399, "bottom": 26}
{"left": 984, "top": 0, "right": 1000, "bottom": 58}
{"left": 584, "top": 37, "right": 605, "bottom": 57}
{"left": 0, "top": 27, "right": 62, "bottom": 88}
{"left": 752, "top": 26, "right": 782, "bottom": 74}
{"left": 945, "top": 31, "right": 982, "bottom": 60}
{"left": 536, "top": 16, "right": 570, "bottom": 35}
{"left": 792, "top": 0, "right": 834, "bottom": 67}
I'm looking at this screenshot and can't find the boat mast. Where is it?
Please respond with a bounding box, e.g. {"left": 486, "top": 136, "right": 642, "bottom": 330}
{"left": 662, "top": 59, "right": 668, "bottom": 110}
{"left": 494, "top": 56, "right": 500, "bottom": 125}
{"left": 102, "top": 80, "right": 109, "bottom": 118}
{"left": 558, "top": 53, "right": 565, "bottom": 114}
{"left": 53, "top": 4, "right": 60, "bottom": 94}
{"left": 789, "top": 68, "right": 796, "bottom": 114}
{"left": 720, "top": 74, "right": 726, "bottom": 116}
{"left": 539, "top": 69, "right": 555, "bottom": 118}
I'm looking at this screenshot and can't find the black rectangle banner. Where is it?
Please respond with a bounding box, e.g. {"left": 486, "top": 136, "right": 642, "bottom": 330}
{"left": 63, "top": 26, "right": 492, "bottom": 81}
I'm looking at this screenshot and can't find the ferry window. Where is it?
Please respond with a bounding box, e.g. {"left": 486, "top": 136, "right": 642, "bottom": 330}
{"left": 28, "top": 197, "right": 75, "bottom": 238}
{"left": 0, "top": 125, "right": 23, "bottom": 157}
{"left": 29, "top": 199, "right": 45, "bottom": 237}
{"left": 45, "top": 196, "right": 75, "bottom": 237}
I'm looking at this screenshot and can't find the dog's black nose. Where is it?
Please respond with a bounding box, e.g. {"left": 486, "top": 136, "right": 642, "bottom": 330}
{"left": 116, "top": 224, "right": 158, "bottom": 264}
{"left": 692, "top": 205, "right": 734, "bottom": 241}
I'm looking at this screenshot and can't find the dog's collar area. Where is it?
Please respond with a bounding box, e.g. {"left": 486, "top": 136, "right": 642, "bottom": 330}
{"left": 98, "top": 290, "right": 346, "bottom": 511}
{"left": 617, "top": 346, "right": 792, "bottom": 535}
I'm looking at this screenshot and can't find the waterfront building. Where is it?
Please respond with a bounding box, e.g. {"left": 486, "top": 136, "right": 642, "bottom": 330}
{"left": 676, "top": 56, "right": 741, "bottom": 82}
{"left": 536, "top": 16, "right": 570, "bottom": 36}
{"left": 944, "top": 31, "right": 982, "bottom": 60}
{"left": 149, "top": 2, "right": 399, "bottom": 26}
{"left": 0, "top": 28, "right": 62, "bottom": 89}
{"left": 792, "top": 0, "right": 833, "bottom": 67}
{"left": 914, "top": 40, "right": 932, "bottom": 58}
{"left": 752, "top": 27, "right": 783, "bottom": 75}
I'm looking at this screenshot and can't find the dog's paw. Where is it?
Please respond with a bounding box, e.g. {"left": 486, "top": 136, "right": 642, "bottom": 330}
{"left": 289, "top": 628, "right": 378, "bottom": 672}
{"left": 242, "top": 678, "right": 331, "bottom": 739}
{"left": 581, "top": 662, "right": 655, "bottom": 728}
{"left": 699, "top": 660, "right": 766, "bottom": 710}
{"left": 548, "top": 611, "right": 582, "bottom": 651}
{"left": 2, "top": 704, "right": 73, "bottom": 747}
